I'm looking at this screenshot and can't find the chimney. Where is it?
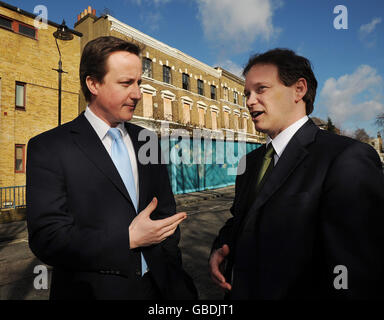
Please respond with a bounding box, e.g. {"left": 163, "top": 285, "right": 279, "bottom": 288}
{"left": 77, "top": 6, "right": 96, "bottom": 22}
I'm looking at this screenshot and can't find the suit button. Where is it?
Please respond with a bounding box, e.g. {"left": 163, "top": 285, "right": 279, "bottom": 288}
{"left": 135, "top": 270, "right": 141, "bottom": 276}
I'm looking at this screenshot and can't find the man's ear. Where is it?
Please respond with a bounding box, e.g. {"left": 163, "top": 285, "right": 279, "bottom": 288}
{"left": 86, "top": 76, "right": 99, "bottom": 97}
{"left": 294, "top": 78, "right": 307, "bottom": 103}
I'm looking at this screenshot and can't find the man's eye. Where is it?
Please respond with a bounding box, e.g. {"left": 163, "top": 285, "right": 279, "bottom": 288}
{"left": 257, "top": 86, "right": 267, "bottom": 93}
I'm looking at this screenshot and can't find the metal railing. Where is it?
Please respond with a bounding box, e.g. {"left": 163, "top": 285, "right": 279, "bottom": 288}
{"left": 0, "top": 185, "right": 26, "bottom": 210}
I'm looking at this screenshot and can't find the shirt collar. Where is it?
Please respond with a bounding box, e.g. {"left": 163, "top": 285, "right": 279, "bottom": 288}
{"left": 266, "top": 115, "right": 309, "bottom": 158}
{"left": 84, "top": 106, "right": 127, "bottom": 140}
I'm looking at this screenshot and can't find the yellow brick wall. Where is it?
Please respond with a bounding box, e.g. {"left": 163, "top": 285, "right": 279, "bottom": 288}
{"left": 0, "top": 6, "right": 81, "bottom": 187}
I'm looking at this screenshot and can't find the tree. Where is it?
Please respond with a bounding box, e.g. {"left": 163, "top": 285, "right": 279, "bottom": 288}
{"left": 326, "top": 117, "right": 337, "bottom": 134}
{"left": 376, "top": 112, "right": 384, "bottom": 134}
{"left": 353, "top": 128, "right": 371, "bottom": 143}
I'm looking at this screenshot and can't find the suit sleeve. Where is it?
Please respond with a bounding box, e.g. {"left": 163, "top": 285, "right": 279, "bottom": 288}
{"left": 211, "top": 155, "right": 247, "bottom": 253}
{"left": 320, "top": 142, "right": 384, "bottom": 299}
{"left": 26, "top": 136, "right": 133, "bottom": 271}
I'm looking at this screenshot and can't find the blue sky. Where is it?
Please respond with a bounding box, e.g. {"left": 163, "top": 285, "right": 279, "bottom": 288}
{"left": 8, "top": 0, "right": 384, "bottom": 137}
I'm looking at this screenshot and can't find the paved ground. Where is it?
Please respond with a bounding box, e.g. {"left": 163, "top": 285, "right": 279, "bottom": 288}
{"left": 0, "top": 185, "right": 235, "bottom": 300}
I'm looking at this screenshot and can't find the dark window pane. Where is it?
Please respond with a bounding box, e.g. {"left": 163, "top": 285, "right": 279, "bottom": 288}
{"left": 142, "top": 58, "right": 152, "bottom": 78}
{"left": 182, "top": 73, "right": 189, "bottom": 90}
{"left": 163, "top": 65, "right": 171, "bottom": 84}
{"left": 234, "top": 91, "right": 238, "bottom": 104}
{"left": 211, "top": 85, "right": 216, "bottom": 100}
{"left": 197, "top": 80, "right": 204, "bottom": 95}
{"left": 19, "top": 24, "right": 36, "bottom": 38}
{"left": 15, "top": 145, "right": 25, "bottom": 172}
{"left": 0, "top": 16, "right": 12, "bottom": 29}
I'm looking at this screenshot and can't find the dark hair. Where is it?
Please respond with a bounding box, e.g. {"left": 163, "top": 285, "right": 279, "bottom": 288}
{"left": 80, "top": 36, "right": 141, "bottom": 102}
{"left": 242, "top": 48, "right": 318, "bottom": 115}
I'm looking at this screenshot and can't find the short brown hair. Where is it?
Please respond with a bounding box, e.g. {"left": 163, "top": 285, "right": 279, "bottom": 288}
{"left": 243, "top": 48, "right": 318, "bottom": 115}
{"left": 80, "top": 36, "right": 141, "bottom": 102}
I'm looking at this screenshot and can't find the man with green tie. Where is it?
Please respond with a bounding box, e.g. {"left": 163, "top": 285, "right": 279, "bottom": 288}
{"left": 209, "top": 48, "right": 384, "bottom": 299}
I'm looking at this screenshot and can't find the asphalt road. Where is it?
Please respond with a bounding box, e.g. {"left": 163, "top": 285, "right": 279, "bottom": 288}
{"left": 0, "top": 188, "right": 234, "bottom": 300}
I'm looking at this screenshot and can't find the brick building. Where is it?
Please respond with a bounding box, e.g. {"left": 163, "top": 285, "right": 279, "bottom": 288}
{"left": 74, "top": 7, "right": 264, "bottom": 144}
{"left": 0, "top": 1, "right": 82, "bottom": 188}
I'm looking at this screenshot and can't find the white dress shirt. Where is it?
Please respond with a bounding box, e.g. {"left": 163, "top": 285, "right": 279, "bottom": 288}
{"left": 84, "top": 106, "right": 140, "bottom": 205}
{"left": 266, "top": 116, "right": 309, "bottom": 166}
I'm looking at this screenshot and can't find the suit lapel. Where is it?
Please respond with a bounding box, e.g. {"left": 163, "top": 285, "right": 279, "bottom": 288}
{"left": 69, "top": 113, "right": 134, "bottom": 207}
{"left": 243, "top": 119, "right": 319, "bottom": 224}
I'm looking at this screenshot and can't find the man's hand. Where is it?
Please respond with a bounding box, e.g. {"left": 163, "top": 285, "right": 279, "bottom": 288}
{"left": 129, "top": 197, "right": 186, "bottom": 249}
{"left": 209, "top": 244, "right": 232, "bottom": 291}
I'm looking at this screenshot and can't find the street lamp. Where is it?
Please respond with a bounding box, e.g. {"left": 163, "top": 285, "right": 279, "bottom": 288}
{"left": 53, "top": 20, "right": 73, "bottom": 126}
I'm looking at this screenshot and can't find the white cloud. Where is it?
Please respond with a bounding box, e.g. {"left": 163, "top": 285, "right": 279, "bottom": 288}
{"left": 358, "top": 17, "right": 382, "bottom": 47}
{"left": 320, "top": 65, "right": 384, "bottom": 127}
{"left": 359, "top": 17, "right": 382, "bottom": 36}
{"left": 196, "top": 0, "right": 281, "bottom": 53}
{"left": 217, "top": 59, "right": 244, "bottom": 78}
{"left": 140, "top": 11, "right": 162, "bottom": 32}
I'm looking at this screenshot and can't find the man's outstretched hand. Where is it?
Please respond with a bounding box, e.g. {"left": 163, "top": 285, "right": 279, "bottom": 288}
{"left": 129, "top": 197, "right": 187, "bottom": 249}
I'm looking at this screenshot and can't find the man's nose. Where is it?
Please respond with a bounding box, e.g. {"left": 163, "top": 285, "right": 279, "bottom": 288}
{"left": 246, "top": 92, "right": 257, "bottom": 108}
{"left": 131, "top": 83, "right": 142, "bottom": 100}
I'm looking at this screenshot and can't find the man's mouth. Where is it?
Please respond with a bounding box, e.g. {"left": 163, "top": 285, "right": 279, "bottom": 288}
{"left": 250, "top": 111, "right": 264, "bottom": 119}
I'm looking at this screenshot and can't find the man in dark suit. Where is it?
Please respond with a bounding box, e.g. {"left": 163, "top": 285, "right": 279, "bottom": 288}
{"left": 27, "top": 36, "right": 197, "bottom": 300}
{"left": 209, "top": 49, "right": 384, "bottom": 299}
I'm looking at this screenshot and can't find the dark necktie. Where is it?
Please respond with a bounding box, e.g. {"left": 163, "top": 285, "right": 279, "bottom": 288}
{"left": 246, "top": 143, "right": 275, "bottom": 211}
{"left": 255, "top": 143, "right": 275, "bottom": 193}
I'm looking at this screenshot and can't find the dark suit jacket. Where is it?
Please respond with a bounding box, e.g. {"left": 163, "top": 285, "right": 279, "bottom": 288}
{"left": 26, "top": 113, "right": 197, "bottom": 300}
{"left": 212, "top": 119, "right": 384, "bottom": 299}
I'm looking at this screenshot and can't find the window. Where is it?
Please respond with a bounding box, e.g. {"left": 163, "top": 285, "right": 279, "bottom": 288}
{"left": 210, "top": 85, "right": 216, "bottom": 100}
{"left": 143, "top": 93, "right": 153, "bottom": 118}
{"left": 183, "top": 103, "right": 190, "bottom": 124}
{"left": 197, "top": 79, "right": 204, "bottom": 96}
{"left": 211, "top": 111, "right": 217, "bottom": 130}
{"left": 142, "top": 58, "right": 152, "bottom": 78}
{"left": 223, "top": 87, "right": 228, "bottom": 101}
{"left": 18, "top": 24, "right": 36, "bottom": 38}
{"left": 233, "top": 114, "right": 239, "bottom": 130}
{"left": 15, "top": 82, "right": 26, "bottom": 109}
{"left": 242, "top": 117, "right": 248, "bottom": 132}
{"left": 0, "top": 15, "right": 37, "bottom": 39}
{"left": 224, "top": 111, "right": 229, "bottom": 129}
{"left": 234, "top": 91, "right": 238, "bottom": 104}
{"left": 163, "top": 98, "right": 172, "bottom": 121}
{"left": 243, "top": 94, "right": 247, "bottom": 107}
{"left": 198, "top": 108, "right": 205, "bottom": 127}
{"left": 163, "top": 65, "right": 171, "bottom": 84}
{"left": 0, "top": 16, "right": 12, "bottom": 30}
{"left": 15, "top": 144, "right": 25, "bottom": 173}
{"left": 182, "top": 73, "right": 190, "bottom": 90}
